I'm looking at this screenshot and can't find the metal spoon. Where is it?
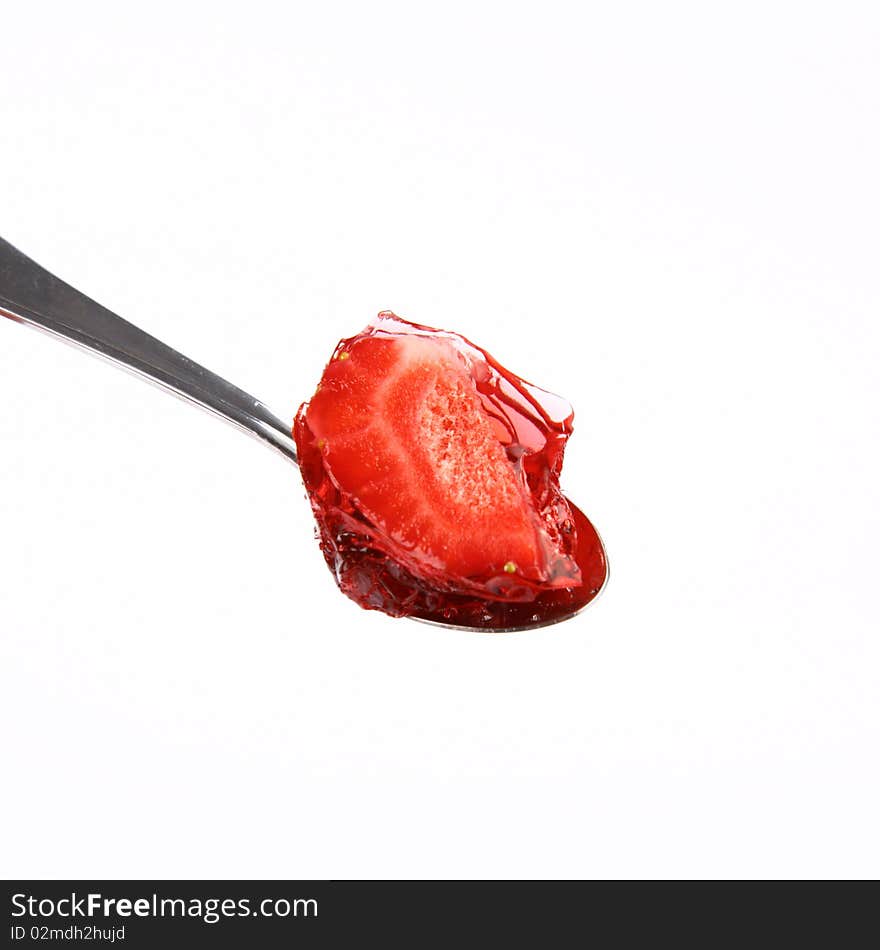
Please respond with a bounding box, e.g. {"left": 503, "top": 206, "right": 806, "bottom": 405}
{"left": 0, "top": 237, "right": 606, "bottom": 631}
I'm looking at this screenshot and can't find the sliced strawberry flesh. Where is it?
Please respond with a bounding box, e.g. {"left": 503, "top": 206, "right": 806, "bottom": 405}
{"left": 307, "top": 334, "right": 550, "bottom": 581}
{"left": 294, "top": 313, "right": 602, "bottom": 624}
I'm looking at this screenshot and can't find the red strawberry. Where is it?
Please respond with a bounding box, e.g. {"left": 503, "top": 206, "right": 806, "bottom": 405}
{"left": 294, "top": 314, "right": 592, "bottom": 622}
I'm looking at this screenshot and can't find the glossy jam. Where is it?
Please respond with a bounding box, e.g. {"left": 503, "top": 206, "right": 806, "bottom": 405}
{"left": 294, "top": 314, "right": 607, "bottom": 629}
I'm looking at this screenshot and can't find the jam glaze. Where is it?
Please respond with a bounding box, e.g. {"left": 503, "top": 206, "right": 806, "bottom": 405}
{"left": 294, "top": 314, "right": 608, "bottom": 629}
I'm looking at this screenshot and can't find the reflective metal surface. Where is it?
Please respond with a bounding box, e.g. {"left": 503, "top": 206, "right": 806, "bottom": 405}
{"left": 0, "top": 237, "right": 297, "bottom": 463}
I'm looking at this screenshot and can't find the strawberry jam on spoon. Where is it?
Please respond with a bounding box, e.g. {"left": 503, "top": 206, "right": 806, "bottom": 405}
{"left": 2, "top": 236, "right": 605, "bottom": 632}
{"left": 294, "top": 313, "right": 607, "bottom": 630}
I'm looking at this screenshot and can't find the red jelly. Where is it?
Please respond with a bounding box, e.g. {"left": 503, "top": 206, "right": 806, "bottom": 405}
{"left": 293, "top": 313, "right": 607, "bottom": 629}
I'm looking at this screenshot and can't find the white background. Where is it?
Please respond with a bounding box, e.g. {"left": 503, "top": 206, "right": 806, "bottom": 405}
{"left": 1, "top": 1, "right": 878, "bottom": 879}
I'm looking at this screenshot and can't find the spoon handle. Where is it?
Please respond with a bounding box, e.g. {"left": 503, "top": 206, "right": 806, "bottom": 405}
{"left": 0, "top": 237, "right": 297, "bottom": 464}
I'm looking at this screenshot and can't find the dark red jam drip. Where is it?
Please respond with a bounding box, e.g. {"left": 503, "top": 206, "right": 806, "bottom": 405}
{"left": 294, "top": 314, "right": 607, "bottom": 629}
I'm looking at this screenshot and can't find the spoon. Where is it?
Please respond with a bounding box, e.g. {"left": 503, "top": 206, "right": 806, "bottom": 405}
{"left": 0, "top": 236, "right": 606, "bottom": 631}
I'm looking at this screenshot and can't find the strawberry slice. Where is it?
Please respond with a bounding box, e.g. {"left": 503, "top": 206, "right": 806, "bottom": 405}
{"left": 307, "top": 333, "right": 551, "bottom": 580}
{"left": 294, "top": 313, "right": 588, "bottom": 621}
